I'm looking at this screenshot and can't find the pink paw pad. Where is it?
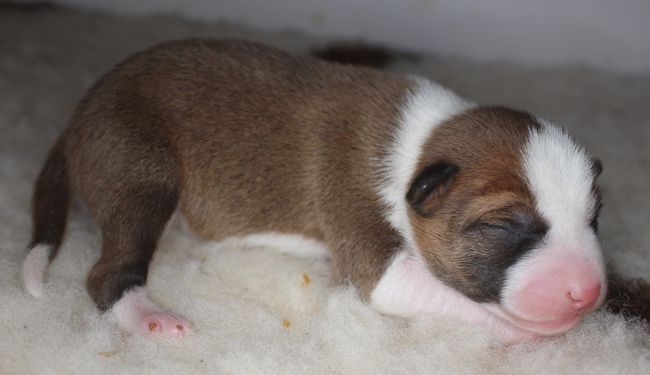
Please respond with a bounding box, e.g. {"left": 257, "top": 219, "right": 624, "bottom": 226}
{"left": 141, "top": 313, "right": 190, "bottom": 337}
{"left": 111, "top": 287, "right": 192, "bottom": 340}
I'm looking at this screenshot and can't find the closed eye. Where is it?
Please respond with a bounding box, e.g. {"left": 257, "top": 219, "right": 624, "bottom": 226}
{"left": 465, "top": 216, "right": 547, "bottom": 242}
{"left": 462, "top": 204, "right": 549, "bottom": 243}
{"left": 464, "top": 220, "right": 522, "bottom": 236}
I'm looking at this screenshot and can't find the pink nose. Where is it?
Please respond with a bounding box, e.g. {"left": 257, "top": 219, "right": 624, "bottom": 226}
{"left": 568, "top": 283, "right": 601, "bottom": 310}
{"left": 514, "top": 277, "right": 603, "bottom": 319}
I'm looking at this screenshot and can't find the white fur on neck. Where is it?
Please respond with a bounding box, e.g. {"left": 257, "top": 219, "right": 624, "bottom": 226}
{"left": 22, "top": 244, "right": 52, "bottom": 298}
{"left": 377, "top": 78, "right": 472, "bottom": 250}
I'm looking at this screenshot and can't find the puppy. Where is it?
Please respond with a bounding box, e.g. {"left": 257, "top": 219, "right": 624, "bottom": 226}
{"left": 22, "top": 39, "right": 606, "bottom": 343}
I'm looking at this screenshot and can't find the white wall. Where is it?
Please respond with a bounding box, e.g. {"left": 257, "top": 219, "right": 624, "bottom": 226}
{"left": 36, "top": 0, "right": 650, "bottom": 73}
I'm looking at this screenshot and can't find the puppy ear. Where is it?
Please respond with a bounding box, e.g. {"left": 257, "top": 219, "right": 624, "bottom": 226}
{"left": 591, "top": 158, "right": 603, "bottom": 178}
{"left": 406, "top": 161, "right": 459, "bottom": 216}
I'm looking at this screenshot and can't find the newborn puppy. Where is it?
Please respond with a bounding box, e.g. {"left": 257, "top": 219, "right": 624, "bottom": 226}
{"left": 22, "top": 39, "right": 606, "bottom": 343}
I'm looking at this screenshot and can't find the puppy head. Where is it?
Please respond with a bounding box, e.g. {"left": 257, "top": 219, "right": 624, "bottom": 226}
{"left": 407, "top": 106, "right": 605, "bottom": 335}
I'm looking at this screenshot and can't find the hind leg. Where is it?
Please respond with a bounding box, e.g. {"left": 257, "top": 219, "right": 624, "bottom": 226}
{"left": 110, "top": 286, "right": 190, "bottom": 338}
{"left": 86, "top": 183, "right": 190, "bottom": 338}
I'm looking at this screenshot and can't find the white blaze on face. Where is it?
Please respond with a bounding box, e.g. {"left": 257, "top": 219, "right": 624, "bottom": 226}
{"left": 500, "top": 120, "right": 606, "bottom": 324}
{"left": 522, "top": 121, "right": 599, "bottom": 236}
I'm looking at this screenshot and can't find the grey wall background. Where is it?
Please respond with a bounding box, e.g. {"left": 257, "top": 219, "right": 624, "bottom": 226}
{"left": 19, "top": 0, "right": 650, "bottom": 73}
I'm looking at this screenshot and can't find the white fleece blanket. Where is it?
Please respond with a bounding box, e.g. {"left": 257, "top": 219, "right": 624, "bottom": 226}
{"left": 1, "top": 6, "right": 649, "bottom": 375}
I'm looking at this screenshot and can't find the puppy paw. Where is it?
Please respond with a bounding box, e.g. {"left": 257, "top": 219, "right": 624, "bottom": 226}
{"left": 110, "top": 287, "right": 191, "bottom": 340}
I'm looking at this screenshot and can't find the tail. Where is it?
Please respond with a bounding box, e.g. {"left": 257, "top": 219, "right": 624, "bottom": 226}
{"left": 23, "top": 136, "right": 71, "bottom": 297}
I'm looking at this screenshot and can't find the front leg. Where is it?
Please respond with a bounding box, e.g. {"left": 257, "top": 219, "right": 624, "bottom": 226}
{"left": 323, "top": 212, "right": 403, "bottom": 301}
{"left": 319, "top": 191, "right": 532, "bottom": 343}
{"left": 370, "top": 250, "right": 538, "bottom": 344}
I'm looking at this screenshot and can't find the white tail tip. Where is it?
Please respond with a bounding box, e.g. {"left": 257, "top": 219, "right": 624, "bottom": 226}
{"left": 22, "top": 244, "right": 51, "bottom": 298}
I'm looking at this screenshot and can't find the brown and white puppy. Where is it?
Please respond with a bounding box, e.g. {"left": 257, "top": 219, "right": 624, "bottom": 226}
{"left": 22, "top": 39, "right": 606, "bottom": 343}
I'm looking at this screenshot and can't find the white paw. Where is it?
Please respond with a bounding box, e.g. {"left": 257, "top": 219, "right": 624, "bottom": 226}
{"left": 110, "top": 287, "right": 191, "bottom": 340}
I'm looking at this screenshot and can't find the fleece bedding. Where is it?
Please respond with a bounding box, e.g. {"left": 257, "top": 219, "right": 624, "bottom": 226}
{"left": 1, "top": 5, "right": 649, "bottom": 374}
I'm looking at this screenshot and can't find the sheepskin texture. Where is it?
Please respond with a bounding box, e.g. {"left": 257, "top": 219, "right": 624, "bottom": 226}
{"left": 1, "top": 6, "right": 649, "bottom": 375}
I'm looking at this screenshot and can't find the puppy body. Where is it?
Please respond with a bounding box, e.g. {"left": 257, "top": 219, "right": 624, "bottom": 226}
{"left": 23, "top": 39, "right": 605, "bottom": 342}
